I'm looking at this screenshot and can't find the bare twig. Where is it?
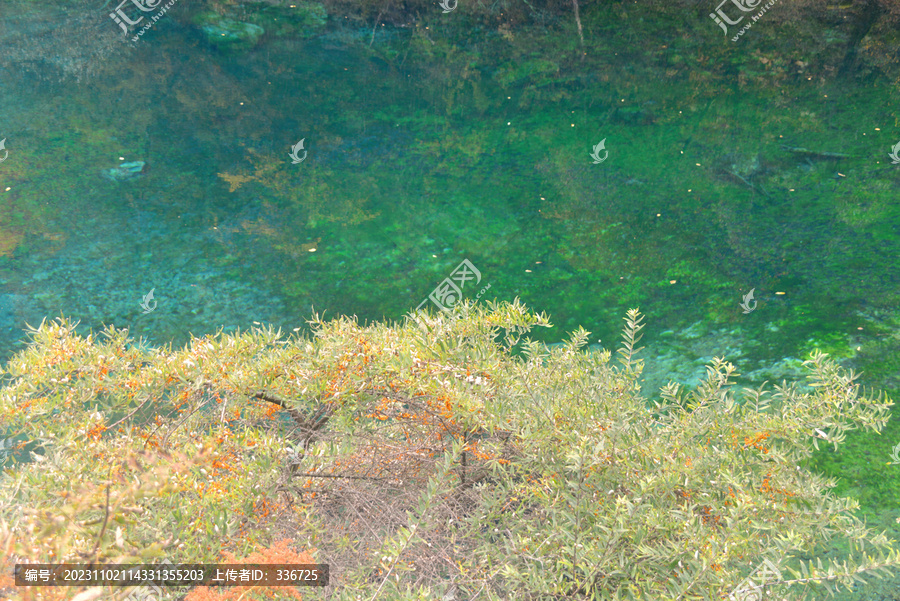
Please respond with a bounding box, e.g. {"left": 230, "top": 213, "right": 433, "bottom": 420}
{"left": 781, "top": 145, "right": 850, "bottom": 159}
{"left": 572, "top": 0, "right": 585, "bottom": 47}
{"left": 370, "top": 9, "right": 384, "bottom": 47}
{"left": 106, "top": 394, "right": 156, "bottom": 431}
{"left": 158, "top": 395, "right": 215, "bottom": 450}
{"left": 219, "top": 391, "right": 229, "bottom": 424}
{"left": 89, "top": 485, "right": 112, "bottom": 564}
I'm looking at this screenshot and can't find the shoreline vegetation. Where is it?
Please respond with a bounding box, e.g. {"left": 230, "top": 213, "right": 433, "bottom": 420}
{"left": 0, "top": 0, "right": 898, "bottom": 598}
{"left": 0, "top": 303, "right": 897, "bottom": 599}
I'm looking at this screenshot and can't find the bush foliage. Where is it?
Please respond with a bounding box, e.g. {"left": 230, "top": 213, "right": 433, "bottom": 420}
{"left": 0, "top": 301, "right": 898, "bottom": 600}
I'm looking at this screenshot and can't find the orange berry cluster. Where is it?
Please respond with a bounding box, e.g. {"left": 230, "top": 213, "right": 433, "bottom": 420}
{"left": 744, "top": 432, "right": 770, "bottom": 454}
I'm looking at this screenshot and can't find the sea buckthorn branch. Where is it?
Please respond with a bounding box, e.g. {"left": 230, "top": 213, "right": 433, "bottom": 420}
{"left": 4, "top": 309, "right": 899, "bottom": 599}
{"left": 157, "top": 392, "right": 217, "bottom": 451}
{"left": 464, "top": 319, "right": 896, "bottom": 598}
{"left": 250, "top": 390, "right": 338, "bottom": 488}
{"left": 117, "top": 376, "right": 218, "bottom": 452}
{"left": 84, "top": 483, "right": 112, "bottom": 566}
{"left": 11, "top": 447, "right": 196, "bottom": 571}
{"left": 354, "top": 386, "right": 509, "bottom": 487}
{"left": 726, "top": 548, "right": 900, "bottom": 600}
{"left": 251, "top": 391, "right": 310, "bottom": 429}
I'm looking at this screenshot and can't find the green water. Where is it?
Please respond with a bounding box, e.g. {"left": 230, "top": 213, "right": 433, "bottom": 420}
{"left": 0, "top": 0, "right": 899, "bottom": 597}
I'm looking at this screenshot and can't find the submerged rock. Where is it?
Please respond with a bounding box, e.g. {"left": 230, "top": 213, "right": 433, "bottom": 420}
{"left": 100, "top": 161, "right": 148, "bottom": 183}
{"left": 192, "top": 11, "right": 265, "bottom": 52}
{"left": 244, "top": 2, "right": 327, "bottom": 38}
{"left": 610, "top": 105, "right": 656, "bottom": 126}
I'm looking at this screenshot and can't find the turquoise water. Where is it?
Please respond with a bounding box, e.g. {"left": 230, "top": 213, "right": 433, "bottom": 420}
{"left": 1, "top": 0, "right": 899, "bottom": 597}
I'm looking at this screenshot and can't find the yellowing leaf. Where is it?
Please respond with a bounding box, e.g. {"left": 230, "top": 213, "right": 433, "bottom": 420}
{"left": 217, "top": 172, "right": 255, "bottom": 193}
